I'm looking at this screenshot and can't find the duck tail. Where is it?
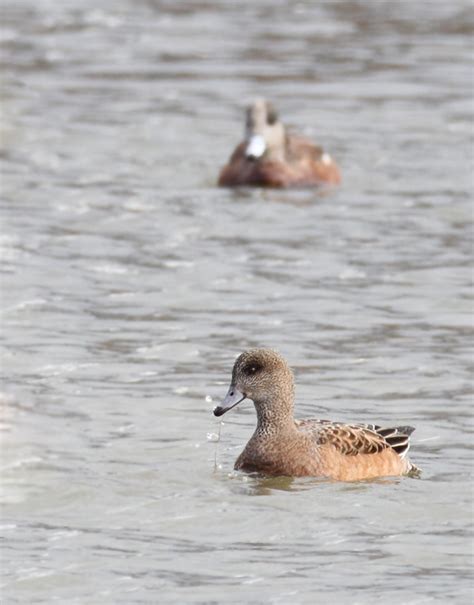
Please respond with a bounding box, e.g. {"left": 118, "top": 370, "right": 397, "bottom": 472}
{"left": 376, "top": 425, "right": 416, "bottom": 459}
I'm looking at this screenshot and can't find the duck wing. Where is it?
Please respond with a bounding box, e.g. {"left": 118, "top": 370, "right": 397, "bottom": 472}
{"left": 295, "top": 419, "right": 415, "bottom": 459}
{"left": 286, "top": 135, "right": 324, "bottom": 161}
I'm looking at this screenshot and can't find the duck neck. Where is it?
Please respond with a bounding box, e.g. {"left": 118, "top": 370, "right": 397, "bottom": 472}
{"left": 266, "top": 124, "right": 286, "bottom": 162}
{"left": 254, "top": 393, "right": 295, "bottom": 437}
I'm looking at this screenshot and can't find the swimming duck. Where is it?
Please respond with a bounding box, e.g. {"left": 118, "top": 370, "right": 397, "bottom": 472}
{"left": 218, "top": 99, "right": 341, "bottom": 188}
{"left": 213, "top": 349, "right": 419, "bottom": 480}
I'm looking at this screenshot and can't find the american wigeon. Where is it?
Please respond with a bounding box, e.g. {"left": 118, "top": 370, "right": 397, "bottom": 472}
{"left": 213, "top": 349, "right": 419, "bottom": 481}
{"left": 218, "top": 99, "right": 341, "bottom": 188}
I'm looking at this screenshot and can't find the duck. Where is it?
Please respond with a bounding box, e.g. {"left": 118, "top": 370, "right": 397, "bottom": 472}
{"left": 218, "top": 99, "right": 341, "bottom": 188}
{"left": 213, "top": 349, "right": 419, "bottom": 481}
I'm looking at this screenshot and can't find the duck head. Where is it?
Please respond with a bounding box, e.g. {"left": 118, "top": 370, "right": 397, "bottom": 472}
{"left": 214, "top": 349, "right": 295, "bottom": 423}
{"left": 244, "top": 100, "right": 286, "bottom": 161}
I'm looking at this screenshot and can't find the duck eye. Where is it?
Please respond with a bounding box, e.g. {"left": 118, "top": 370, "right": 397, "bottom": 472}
{"left": 244, "top": 363, "right": 261, "bottom": 375}
{"left": 266, "top": 104, "right": 278, "bottom": 125}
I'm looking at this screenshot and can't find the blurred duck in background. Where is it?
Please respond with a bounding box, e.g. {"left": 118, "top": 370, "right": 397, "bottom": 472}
{"left": 218, "top": 99, "right": 341, "bottom": 188}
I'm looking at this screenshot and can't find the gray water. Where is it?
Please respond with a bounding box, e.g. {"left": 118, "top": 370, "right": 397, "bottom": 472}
{"left": 1, "top": 1, "right": 473, "bottom": 603}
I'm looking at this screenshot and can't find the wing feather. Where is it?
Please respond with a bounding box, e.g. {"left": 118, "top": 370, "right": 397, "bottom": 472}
{"left": 295, "top": 419, "right": 415, "bottom": 459}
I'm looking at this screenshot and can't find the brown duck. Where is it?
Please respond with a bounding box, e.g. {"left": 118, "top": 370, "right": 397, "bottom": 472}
{"left": 218, "top": 99, "right": 341, "bottom": 188}
{"left": 214, "top": 349, "right": 419, "bottom": 481}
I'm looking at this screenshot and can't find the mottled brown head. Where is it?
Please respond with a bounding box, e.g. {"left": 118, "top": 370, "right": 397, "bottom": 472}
{"left": 213, "top": 349, "right": 295, "bottom": 427}
{"left": 244, "top": 100, "right": 286, "bottom": 161}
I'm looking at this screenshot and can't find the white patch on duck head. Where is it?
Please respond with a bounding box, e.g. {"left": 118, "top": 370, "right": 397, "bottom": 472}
{"left": 245, "top": 135, "right": 266, "bottom": 159}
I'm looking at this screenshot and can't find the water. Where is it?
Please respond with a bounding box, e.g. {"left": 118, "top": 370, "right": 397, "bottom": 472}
{"left": 1, "top": 1, "right": 472, "bottom": 603}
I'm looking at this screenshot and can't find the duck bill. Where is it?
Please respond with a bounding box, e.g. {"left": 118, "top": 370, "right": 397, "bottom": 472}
{"left": 245, "top": 135, "right": 266, "bottom": 159}
{"left": 213, "top": 386, "right": 247, "bottom": 417}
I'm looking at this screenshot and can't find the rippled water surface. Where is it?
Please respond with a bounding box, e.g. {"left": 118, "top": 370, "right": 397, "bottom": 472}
{"left": 1, "top": 1, "right": 473, "bottom": 603}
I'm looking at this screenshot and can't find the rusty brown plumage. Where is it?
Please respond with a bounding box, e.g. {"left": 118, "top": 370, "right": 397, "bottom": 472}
{"left": 218, "top": 99, "right": 341, "bottom": 188}
{"left": 214, "top": 349, "right": 420, "bottom": 481}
